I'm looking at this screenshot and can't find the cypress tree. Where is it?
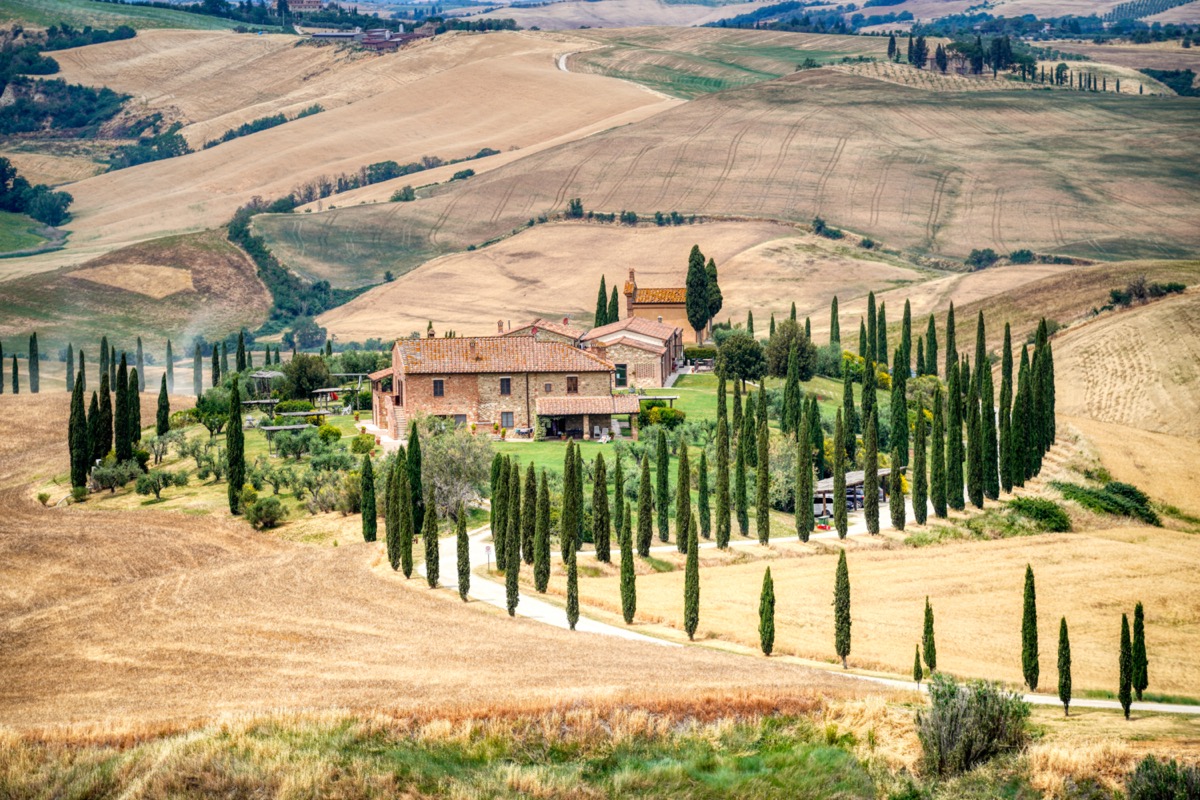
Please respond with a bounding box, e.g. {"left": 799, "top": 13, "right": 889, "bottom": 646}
{"left": 716, "top": 416, "right": 731, "bottom": 547}
{"left": 1132, "top": 602, "right": 1148, "bottom": 701}
{"left": 830, "top": 295, "right": 840, "bottom": 345}
{"left": 864, "top": 410, "right": 879, "bottom": 535}
{"left": 916, "top": 336, "right": 926, "bottom": 377}
{"left": 835, "top": 549, "right": 851, "bottom": 668}
{"left": 858, "top": 319, "right": 868, "bottom": 359}
{"left": 735, "top": 415, "right": 749, "bottom": 536}
{"left": 408, "top": 422, "right": 425, "bottom": 533}
{"left": 1119, "top": 613, "right": 1132, "bottom": 719}
{"left": 99, "top": 336, "right": 108, "bottom": 387}
{"left": 876, "top": 301, "right": 888, "bottom": 368}
{"left": 925, "top": 314, "right": 938, "bottom": 377}
{"left": 423, "top": 486, "right": 439, "bottom": 588}
{"left": 220, "top": 341, "right": 228, "bottom": 383}
{"left": 796, "top": 413, "right": 813, "bottom": 541}
{"left": 566, "top": 549, "right": 579, "bottom": 630}
{"left": 490, "top": 452, "right": 503, "bottom": 530}
{"left": 136, "top": 337, "right": 144, "bottom": 392}
{"left": 127, "top": 369, "right": 141, "bottom": 443}
{"left": 914, "top": 645, "right": 923, "bottom": 686}
{"left": 698, "top": 450, "right": 711, "bottom": 539}
{"left": 782, "top": 341, "right": 801, "bottom": 435}
{"left": 594, "top": 453, "right": 611, "bottom": 562}
{"left": 165, "top": 339, "right": 174, "bottom": 393}
{"left": 620, "top": 503, "right": 636, "bottom": 623}
{"left": 534, "top": 469, "right": 551, "bottom": 591}
{"left": 866, "top": 291, "right": 877, "bottom": 363}
{"left": 399, "top": 451, "right": 414, "bottom": 577}
{"left": 595, "top": 275, "right": 608, "bottom": 327}
{"left": 759, "top": 567, "right": 775, "bottom": 655}
{"left": 457, "top": 502, "right": 470, "bottom": 601}
{"left": 608, "top": 286, "right": 619, "bottom": 325}
{"left": 386, "top": 452, "right": 402, "bottom": 570}
{"left": 833, "top": 409, "right": 847, "bottom": 539}
{"left": 156, "top": 374, "right": 170, "bottom": 435}
{"left": 68, "top": 374, "right": 89, "bottom": 487}
{"left": 717, "top": 373, "right": 727, "bottom": 424}
{"left": 110, "top": 344, "right": 116, "bottom": 385}
{"left": 842, "top": 370, "right": 858, "bottom": 453}
{"left": 246, "top": 347, "right": 253, "bottom": 371}
{"left": 944, "top": 302, "right": 957, "bottom": 377}
{"left": 747, "top": 309, "right": 754, "bottom": 336}
{"left": 656, "top": 428, "right": 669, "bottom": 543}
{"left": 193, "top": 345, "right": 203, "bottom": 396}
{"left": 769, "top": 314, "right": 775, "bottom": 338}
{"left": 637, "top": 452, "right": 652, "bottom": 556}
{"left": 923, "top": 597, "right": 937, "bottom": 672}
{"left": 66, "top": 344, "right": 75, "bottom": 393}
{"left": 931, "top": 388, "right": 947, "bottom": 518}
{"left": 732, "top": 378, "right": 743, "bottom": 448}
{"left": 981, "top": 362, "right": 999, "bottom": 500}
{"left": 361, "top": 455, "right": 377, "bottom": 542}
{"left": 1013, "top": 347, "right": 1031, "bottom": 486}
{"left": 675, "top": 437, "right": 690, "bottom": 553}
{"left": 236, "top": 331, "right": 246, "bottom": 373}
{"left": 96, "top": 374, "right": 114, "bottom": 463}
{"left": 683, "top": 516, "right": 699, "bottom": 640}
{"left": 78, "top": 349, "right": 85, "bottom": 393}
{"left": 901, "top": 299, "right": 912, "bottom": 376}
{"left": 1022, "top": 564, "right": 1039, "bottom": 691}
{"left": 890, "top": 442, "right": 905, "bottom": 531}
{"left": 913, "top": 400, "right": 928, "bottom": 524}
{"left": 613, "top": 455, "right": 625, "bottom": 540}
{"left": 742, "top": 389, "right": 757, "bottom": 467}
{"left": 28, "top": 332, "right": 38, "bottom": 393}
{"left": 1058, "top": 617, "right": 1072, "bottom": 716}
{"left": 790, "top": 301, "right": 796, "bottom": 322}
{"left": 999, "top": 323, "right": 1014, "bottom": 493}
{"left": 809, "top": 396, "right": 827, "bottom": 480}
{"left": 86, "top": 389, "right": 101, "bottom": 464}
{"left": 114, "top": 355, "right": 131, "bottom": 462}
{"left": 946, "top": 361, "right": 964, "bottom": 511}
{"left": 227, "top": 380, "right": 245, "bottom": 514}
{"left": 890, "top": 351, "right": 908, "bottom": 467}
{"left": 523, "top": 463, "right": 536, "bottom": 565}
{"left": 211, "top": 347, "right": 220, "bottom": 387}
{"left": 861, "top": 349, "right": 876, "bottom": 434}
{"left": 960, "top": 355, "right": 971, "bottom": 411}
{"left": 805, "top": 316, "right": 811, "bottom": 340}
{"left": 495, "top": 456, "right": 509, "bottom": 569}
{"left": 972, "top": 311, "right": 986, "bottom": 394}
{"left": 966, "top": 382, "right": 983, "bottom": 509}
{"left": 505, "top": 467, "right": 520, "bottom": 616}
{"left": 755, "top": 416, "right": 769, "bottom": 544}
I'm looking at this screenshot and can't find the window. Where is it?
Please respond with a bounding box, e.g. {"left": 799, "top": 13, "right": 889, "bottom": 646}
{"left": 544, "top": 383, "right": 552, "bottom": 393}
{"left": 500, "top": 377, "right": 511, "bottom": 396}
{"left": 501, "top": 411, "right": 514, "bottom": 428}
{"left": 433, "top": 379, "right": 444, "bottom": 397}
{"left": 454, "top": 414, "right": 467, "bottom": 426}
{"left": 566, "top": 376, "right": 579, "bottom": 394}
{"left": 614, "top": 364, "right": 627, "bottom": 388}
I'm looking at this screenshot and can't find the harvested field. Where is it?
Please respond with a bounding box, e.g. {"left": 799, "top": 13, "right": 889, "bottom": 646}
{"left": 0, "top": 149, "right": 105, "bottom": 187}
{"left": 1052, "top": 290, "right": 1200, "bottom": 438}
{"left": 1054, "top": 41, "right": 1200, "bottom": 76}
{"left": 317, "top": 220, "right": 928, "bottom": 339}
{"left": 556, "top": 528, "right": 1200, "bottom": 697}
{"left": 470, "top": 0, "right": 782, "bottom": 31}
{"left": 0, "top": 392, "right": 867, "bottom": 732}
{"left": 1145, "top": 0, "right": 1200, "bottom": 22}
{"left": 267, "top": 67, "right": 1200, "bottom": 280}
{"left": 0, "top": 0, "right": 253, "bottom": 29}
{"left": 0, "top": 230, "right": 270, "bottom": 352}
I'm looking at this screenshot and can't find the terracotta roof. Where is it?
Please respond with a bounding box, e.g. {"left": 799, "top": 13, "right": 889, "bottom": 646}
{"left": 623, "top": 280, "right": 636, "bottom": 297}
{"left": 536, "top": 395, "right": 642, "bottom": 416}
{"left": 504, "top": 318, "right": 584, "bottom": 340}
{"left": 395, "top": 337, "right": 612, "bottom": 374}
{"left": 599, "top": 336, "right": 666, "bottom": 356}
{"left": 368, "top": 367, "right": 392, "bottom": 380}
{"left": 582, "top": 316, "right": 681, "bottom": 342}
{"left": 634, "top": 287, "right": 687, "bottom": 304}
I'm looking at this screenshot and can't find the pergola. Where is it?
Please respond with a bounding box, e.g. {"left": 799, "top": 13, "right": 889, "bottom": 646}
{"left": 311, "top": 387, "right": 348, "bottom": 411}
{"left": 535, "top": 395, "right": 642, "bottom": 440}
{"left": 248, "top": 370, "right": 284, "bottom": 397}
{"left": 275, "top": 410, "right": 327, "bottom": 424}
{"left": 814, "top": 468, "right": 896, "bottom": 517}
{"left": 259, "top": 424, "right": 311, "bottom": 456}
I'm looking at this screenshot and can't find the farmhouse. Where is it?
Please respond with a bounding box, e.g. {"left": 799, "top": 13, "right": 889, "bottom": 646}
{"left": 369, "top": 332, "right": 640, "bottom": 440}
{"left": 581, "top": 316, "right": 683, "bottom": 388}
{"left": 624, "top": 268, "right": 700, "bottom": 343}
{"left": 499, "top": 317, "right": 584, "bottom": 346}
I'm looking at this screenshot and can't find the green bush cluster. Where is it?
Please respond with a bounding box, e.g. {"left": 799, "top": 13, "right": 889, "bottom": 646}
{"left": 916, "top": 674, "right": 1030, "bottom": 776}
{"left": 1126, "top": 755, "right": 1200, "bottom": 800}
{"left": 683, "top": 346, "right": 717, "bottom": 361}
{"left": 1007, "top": 497, "right": 1071, "bottom": 532}
{"left": 1052, "top": 481, "right": 1160, "bottom": 526}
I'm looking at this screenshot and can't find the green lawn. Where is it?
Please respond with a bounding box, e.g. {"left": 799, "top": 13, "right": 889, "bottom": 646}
{"left": 0, "top": 0, "right": 278, "bottom": 30}
{"left": 0, "top": 211, "right": 49, "bottom": 255}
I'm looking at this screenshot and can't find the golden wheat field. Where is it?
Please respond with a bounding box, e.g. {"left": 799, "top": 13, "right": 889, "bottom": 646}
{"left": 469, "top": 0, "right": 781, "bottom": 31}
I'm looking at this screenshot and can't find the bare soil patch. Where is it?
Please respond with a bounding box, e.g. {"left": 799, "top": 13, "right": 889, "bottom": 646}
{"left": 70, "top": 262, "right": 194, "bottom": 299}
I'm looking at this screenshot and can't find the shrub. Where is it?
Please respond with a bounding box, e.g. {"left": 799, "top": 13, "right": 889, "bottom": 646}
{"left": 70, "top": 486, "right": 88, "bottom": 503}
{"left": 350, "top": 432, "right": 375, "bottom": 454}
{"left": 246, "top": 496, "right": 285, "bottom": 530}
{"left": 1125, "top": 755, "right": 1200, "bottom": 800}
{"left": 1009, "top": 248, "right": 1035, "bottom": 264}
{"left": 36, "top": 492, "right": 50, "bottom": 506}
{"left": 135, "top": 469, "right": 188, "bottom": 500}
{"left": 1052, "top": 481, "right": 1160, "bottom": 526}
{"left": 860, "top": 237, "right": 876, "bottom": 249}
{"left": 276, "top": 399, "right": 315, "bottom": 413}
{"left": 966, "top": 248, "right": 999, "bottom": 270}
{"left": 450, "top": 168, "right": 474, "bottom": 181}
{"left": 916, "top": 673, "right": 1030, "bottom": 776}
{"left": 683, "top": 346, "right": 717, "bottom": 361}
{"left": 648, "top": 406, "right": 686, "bottom": 429}
{"left": 317, "top": 424, "right": 342, "bottom": 445}
{"left": 1007, "top": 497, "right": 1071, "bottom": 532}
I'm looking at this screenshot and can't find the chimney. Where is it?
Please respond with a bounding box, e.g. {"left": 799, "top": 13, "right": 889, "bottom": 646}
{"left": 593, "top": 342, "right": 607, "bottom": 361}
{"left": 562, "top": 316, "right": 570, "bottom": 327}
{"left": 427, "top": 326, "right": 435, "bottom": 339}
{"left": 497, "top": 319, "right": 504, "bottom": 334}
{"left": 507, "top": 320, "right": 511, "bottom": 331}
{"left": 628, "top": 268, "right": 635, "bottom": 283}
{"left": 658, "top": 316, "right": 663, "bottom": 324}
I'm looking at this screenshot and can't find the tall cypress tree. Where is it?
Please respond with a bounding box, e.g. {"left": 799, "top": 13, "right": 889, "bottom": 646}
{"left": 842, "top": 370, "right": 858, "bottom": 454}
{"left": 490, "top": 452, "right": 503, "bottom": 537}
{"left": 732, "top": 378, "right": 742, "bottom": 449}
{"left": 759, "top": 567, "right": 775, "bottom": 656}
{"left": 608, "top": 286, "right": 620, "bottom": 326}
{"left": 833, "top": 409, "right": 847, "bottom": 539}
{"left": 620, "top": 503, "right": 636, "bottom": 623}
{"left": 566, "top": 549, "right": 579, "bottom": 631}
{"left": 866, "top": 291, "right": 877, "bottom": 363}
{"left": 698, "top": 450, "right": 711, "bottom": 540}
{"left": 68, "top": 374, "right": 89, "bottom": 488}
{"left": 755, "top": 416, "right": 770, "bottom": 544}
{"left": 87, "top": 390, "right": 101, "bottom": 465}
{"left": 423, "top": 486, "right": 439, "bottom": 588}
{"left": 505, "top": 468, "right": 520, "bottom": 616}
{"left": 1058, "top": 617, "right": 1072, "bottom": 716}
{"left": 972, "top": 311, "right": 986, "bottom": 394}
{"left": 613, "top": 455, "right": 625, "bottom": 541}
{"left": 211, "top": 346, "right": 220, "bottom": 388}
{"left": 534, "top": 469, "right": 550, "bottom": 591}
{"left": 1022, "top": 564, "right": 1039, "bottom": 691}
{"left": 559, "top": 446, "right": 574, "bottom": 558}
{"left": 361, "top": 455, "right": 377, "bottom": 542}
{"left": 782, "top": 341, "right": 801, "bottom": 435}
{"left": 796, "top": 414, "right": 814, "bottom": 542}
{"left": 99, "top": 336, "right": 108, "bottom": 387}
{"left": 220, "top": 341, "right": 228, "bottom": 378}
{"left": 1119, "top": 613, "right": 1132, "bottom": 719}
{"left": 858, "top": 318, "right": 868, "bottom": 359}
{"left": 193, "top": 345, "right": 203, "bottom": 396}
{"left": 809, "top": 396, "right": 827, "bottom": 480}
{"left": 656, "top": 429, "right": 670, "bottom": 543}
{"left": 156, "top": 374, "right": 170, "bottom": 435}
{"left": 913, "top": 400, "right": 928, "bottom": 525}
{"left": 923, "top": 597, "right": 937, "bottom": 672}
{"left": 127, "top": 368, "right": 141, "bottom": 443}
{"left": 914, "top": 645, "right": 924, "bottom": 687}
{"left": 495, "top": 456, "right": 509, "bottom": 569}
{"left": 890, "top": 350, "right": 908, "bottom": 467}
{"left": 227, "top": 380, "right": 245, "bottom": 513}
{"left": 966, "top": 381, "right": 983, "bottom": 509}
{"left": 931, "top": 388, "right": 947, "bottom": 518}
{"left": 675, "top": 437, "right": 690, "bottom": 553}
{"left": 637, "top": 452, "right": 652, "bottom": 556}
{"left": 876, "top": 301, "right": 888, "bottom": 368}
{"left": 683, "top": 516, "right": 699, "bottom": 640}
{"left": 999, "top": 323, "right": 1014, "bottom": 493}
{"left": 1013, "top": 347, "right": 1031, "bottom": 486}
{"left": 829, "top": 296, "right": 841, "bottom": 345}
{"left": 925, "top": 314, "right": 938, "bottom": 377}
{"left": 594, "top": 453, "right": 611, "bottom": 562}
{"left": 135, "top": 337, "right": 144, "bottom": 392}
{"left": 78, "top": 349, "right": 85, "bottom": 393}
{"left": 900, "top": 299, "right": 912, "bottom": 377}
{"left": 716, "top": 417, "right": 731, "bottom": 548}
{"left": 981, "top": 361, "right": 999, "bottom": 500}
{"left": 398, "top": 451, "right": 414, "bottom": 578}
{"left": 96, "top": 372, "right": 113, "bottom": 463}
{"left": 236, "top": 331, "right": 246, "bottom": 373}
{"left": 522, "top": 463, "right": 537, "bottom": 565}
{"left": 66, "top": 344, "right": 75, "bottom": 393}
{"left": 386, "top": 452, "right": 402, "bottom": 570}
{"left": 835, "top": 549, "right": 851, "bottom": 668}
{"left": 747, "top": 309, "right": 754, "bottom": 336}
{"left": 114, "top": 354, "right": 131, "bottom": 462}
{"left": 408, "top": 422, "right": 425, "bottom": 533}
{"left": 457, "top": 502, "right": 470, "bottom": 602}
{"left": 769, "top": 314, "right": 776, "bottom": 338}
{"left": 946, "top": 361, "right": 964, "bottom": 510}
{"left": 916, "top": 336, "right": 926, "bottom": 377}
{"left": 863, "top": 410, "right": 879, "bottom": 535}
{"left": 165, "top": 339, "right": 174, "bottom": 393}
{"left": 595, "top": 275, "right": 609, "bottom": 327}
{"left": 861, "top": 349, "right": 876, "bottom": 435}
{"left": 28, "top": 332, "right": 38, "bottom": 393}
{"left": 890, "top": 442, "right": 905, "bottom": 531}
{"left": 735, "top": 415, "right": 749, "bottom": 537}
{"left": 1132, "top": 602, "right": 1148, "bottom": 701}
{"left": 944, "top": 302, "right": 957, "bottom": 377}
{"left": 742, "top": 389, "right": 757, "bottom": 468}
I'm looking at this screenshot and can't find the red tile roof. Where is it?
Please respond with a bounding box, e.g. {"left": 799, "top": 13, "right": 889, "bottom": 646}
{"left": 599, "top": 336, "right": 666, "bottom": 356}
{"left": 395, "top": 336, "right": 612, "bottom": 375}
{"left": 536, "top": 395, "right": 642, "bottom": 416}
{"left": 582, "top": 316, "right": 681, "bottom": 342}
{"left": 634, "top": 287, "right": 687, "bottom": 304}
{"left": 503, "top": 318, "right": 585, "bottom": 340}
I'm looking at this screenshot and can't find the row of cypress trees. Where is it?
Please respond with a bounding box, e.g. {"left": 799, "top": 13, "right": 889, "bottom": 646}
{"left": 0, "top": 333, "right": 40, "bottom": 394}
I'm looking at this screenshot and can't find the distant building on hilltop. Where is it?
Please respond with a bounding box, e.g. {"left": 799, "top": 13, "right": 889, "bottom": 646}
{"left": 623, "top": 268, "right": 701, "bottom": 343}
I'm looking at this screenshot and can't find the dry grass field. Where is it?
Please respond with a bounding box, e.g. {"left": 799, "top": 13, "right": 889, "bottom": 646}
{"left": 470, "top": 0, "right": 782, "bottom": 31}
{"left": 1053, "top": 40, "right": 1200, "bottom": 77}
{"left": 263, "top": 66, "right": 1200, "bottom": 283}
{"left": 1146, "top": 0, "right": 1200, "bottom": 22}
